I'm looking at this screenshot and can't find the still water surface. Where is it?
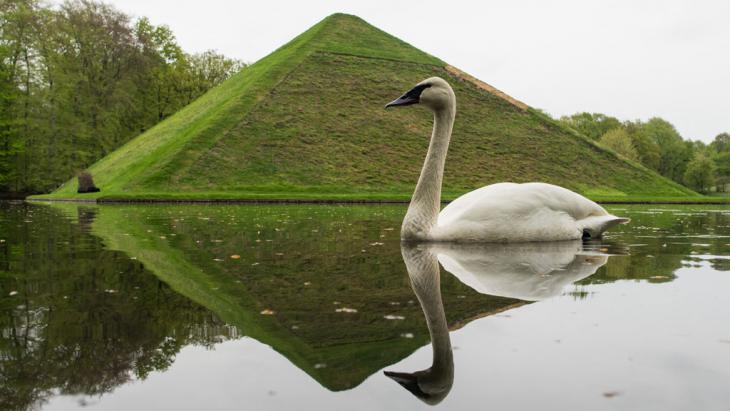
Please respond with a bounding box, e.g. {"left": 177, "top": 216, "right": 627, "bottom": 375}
{"left": 0, "top": 202, "right": 728, "bottom": 410}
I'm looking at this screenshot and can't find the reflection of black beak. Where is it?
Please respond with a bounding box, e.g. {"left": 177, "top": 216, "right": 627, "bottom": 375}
{"left": 385, "top": 93, "right": 419, "bottom": 108}
{"left": 384, "top": 371, "right": 422, "bottom": 395}
{"left": 384, "top": 370, "right": 449, "bottom": 405}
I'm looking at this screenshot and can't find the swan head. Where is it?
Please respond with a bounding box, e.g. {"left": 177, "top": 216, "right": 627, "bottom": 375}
{"left": 385, "top": 77, "right": 455, "bottom": 112}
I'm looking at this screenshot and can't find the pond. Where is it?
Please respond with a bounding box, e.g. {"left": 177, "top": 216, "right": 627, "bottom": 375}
{"left": 0, "top": 202, "right": 728, "bottom": 410}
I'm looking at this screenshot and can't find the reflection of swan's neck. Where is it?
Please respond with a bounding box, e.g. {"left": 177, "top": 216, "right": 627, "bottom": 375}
{"left": 386, "top": 246, "right": 454, "bottom": 405}
{"left": 412, "top": 252, "right": 453, "bottom": 374}
{"left": 402, "top": 105, "right": 456, "bottom": 241}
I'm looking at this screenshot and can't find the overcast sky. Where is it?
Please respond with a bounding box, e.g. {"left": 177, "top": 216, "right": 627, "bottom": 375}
{"left": 89, "top": 0, "right": 729, "bottom": 142}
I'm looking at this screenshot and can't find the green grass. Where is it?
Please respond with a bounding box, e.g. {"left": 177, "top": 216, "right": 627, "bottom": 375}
{"left": 31, "top": 190, "right": 730, "bottom": 204}
{"left": 36, "top": 13, "right": 698, "bottom": 203}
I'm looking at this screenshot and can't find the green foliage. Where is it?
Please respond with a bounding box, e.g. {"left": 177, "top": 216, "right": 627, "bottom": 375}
{"left": 710, "top": 132, "right": 730, "bottom": 152}
{"left": 641, "top": 118, "right": 693, "bottom": 183}
{"left": 0, "top": 0, "right": 243, "bottom": 194}
{"left": 599, "top": 128, "right": 639, "bottom": 162}
{"left": 624, "top": 122, "right": 661, "bottom": 170}
{"left": 559, "top": 112, "right": 622, "bottom": 140}
{"left": 38, "top": 13, "right": 694, "bottom": 201}
{"left": 715, "top": 151, "right": 730, "bottom": 177}
{"left": 683, "top": 153, "right": 715, "bottom": 193}
{"left": 568, "top": 115, "right": 697, "bottom": 188}
{"left": 0, "top": 42, "right": 19, "bottom": 190}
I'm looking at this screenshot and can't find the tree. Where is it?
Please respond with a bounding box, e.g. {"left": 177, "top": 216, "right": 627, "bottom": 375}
{"left": 637, "top": 118, "right": 692, "bottom": 183}
{"left": 0, "top": 0, "right": 243, "bottom": 194}
{"left": 683, "top": 153, "right": 715, "bottom": 193}
{"left": 559, "top": 112, "right": 622, "bottom": 140}
{"left": 710, "top": 132, "right": 730, "bottom": 153}
{"left": 715, "top": 151, "right": 730, "bottom": 176}
{"left": 599, "top": 128, "right": 639, "bottom": 162}
{"left": 624, "top": 122, "right": 661, "bottom": 170}
{"left": 0, "top": 42, "right": 20, "bottom": 191}
{"left": 182, "top": 50, "right": 245, "bottom": 105}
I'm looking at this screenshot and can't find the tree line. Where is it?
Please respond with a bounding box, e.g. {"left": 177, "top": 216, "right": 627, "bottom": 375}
{"left": 559, "top": 112, "right": 729, "bottom": 194}
{"left": 0, "top": 0, "right": 244, "bottom": 195}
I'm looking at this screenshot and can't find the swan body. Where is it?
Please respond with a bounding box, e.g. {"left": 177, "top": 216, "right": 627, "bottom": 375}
{"left": 386, "top": 77, "right": 628, "bottom": 243}
{"left": 436, "top": 182, "right": 627, "bottom": 242}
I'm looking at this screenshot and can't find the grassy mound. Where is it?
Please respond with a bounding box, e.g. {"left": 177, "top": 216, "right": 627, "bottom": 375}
{"left": 38, "top": 13, "right": 697, "bottom": 202}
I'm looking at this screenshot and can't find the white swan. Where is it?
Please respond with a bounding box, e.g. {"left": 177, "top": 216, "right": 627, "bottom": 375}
{"left": 386, "top": 77, "right": 629, "bottom": 242}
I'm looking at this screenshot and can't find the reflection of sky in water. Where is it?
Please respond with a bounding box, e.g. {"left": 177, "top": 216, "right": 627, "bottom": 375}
{"left": 46, "top": 263, "right": 730, "bottom": 411}
{"left": 1, "top": 203, "right": 729, "bottom": 410}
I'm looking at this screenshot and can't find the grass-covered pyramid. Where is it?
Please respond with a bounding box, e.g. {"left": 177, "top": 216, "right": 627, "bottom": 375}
{"left": 42, "top": 13, "right": 695, "bottom": 201}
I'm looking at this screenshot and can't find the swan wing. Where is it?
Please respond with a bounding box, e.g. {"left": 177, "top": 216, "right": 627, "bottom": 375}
{"left": 436, "top": 183, "right": 626, "bottom": 241}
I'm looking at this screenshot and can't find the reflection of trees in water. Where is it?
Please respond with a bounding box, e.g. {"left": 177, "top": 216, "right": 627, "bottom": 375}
{"left": 578, "top": 208, "right": 730, "bottom": 287}
{"left": 0, "top": 204, "right": 237, "bottom": 411}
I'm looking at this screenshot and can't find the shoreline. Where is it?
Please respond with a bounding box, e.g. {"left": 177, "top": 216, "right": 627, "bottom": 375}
{"left": 24, "top": 197, "right": 730, "bottom": 206}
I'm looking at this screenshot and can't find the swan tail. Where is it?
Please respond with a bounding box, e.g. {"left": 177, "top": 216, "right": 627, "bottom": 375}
{"left": 579, "top": 215, "right": 630, "bottom": 239}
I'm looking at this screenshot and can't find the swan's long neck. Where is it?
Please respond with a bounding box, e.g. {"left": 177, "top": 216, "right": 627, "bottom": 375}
{"left": 402, "top": 246, "right": 453, "bottom": 375}
{"left": 402, "top": 104, "right": 456, "bottom": 241}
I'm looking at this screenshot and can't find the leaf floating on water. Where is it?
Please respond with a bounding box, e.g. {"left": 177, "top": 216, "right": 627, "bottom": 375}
{"left": 0, "top": 239, "right": 5, "bottom": 243}
{"left": 384, "top": 315, "right": 405, "bottom": 320}
{"left": 314, "top": 363, "right": 327, "bottom": 369}
{"left": 400, "top": 333, "right": 414, "bottom": 339}
{"left": 230, "top": 254, "right": 241, "bottom": 259}
{"left": 104, "top": 289, "right": 118, "bottom": 294}
{"left": 303, "top": 281, "right": 311, "bottom": 286}
{"left": 159, "top": 236, "right": 166, "bottom": 239}
{"left": 370, "top": 242, "right": 384, "bottom": 246}
{"left": 8, "top": 291, "right": 18, "bottom": 296}
{"left": 260, "top": 309, "right": 275, "bottom": 315}
{"left": 335, "top": 307, "right": 358, "bottom": 313}
{"left": 213, "top": 258, "right": 223, "bottom": 262}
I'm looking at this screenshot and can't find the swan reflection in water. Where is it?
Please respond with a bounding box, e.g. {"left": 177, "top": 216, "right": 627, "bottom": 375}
{"left": 385, "top": 241, "right": 621, "bottom": 404}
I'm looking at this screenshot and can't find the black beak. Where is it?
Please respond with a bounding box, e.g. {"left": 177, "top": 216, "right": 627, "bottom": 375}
{"left": 385, "top": 83, "right": 431, "bottom": 109}
{"left": 385, "top": 93, "right": 419, "bottom": 108}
